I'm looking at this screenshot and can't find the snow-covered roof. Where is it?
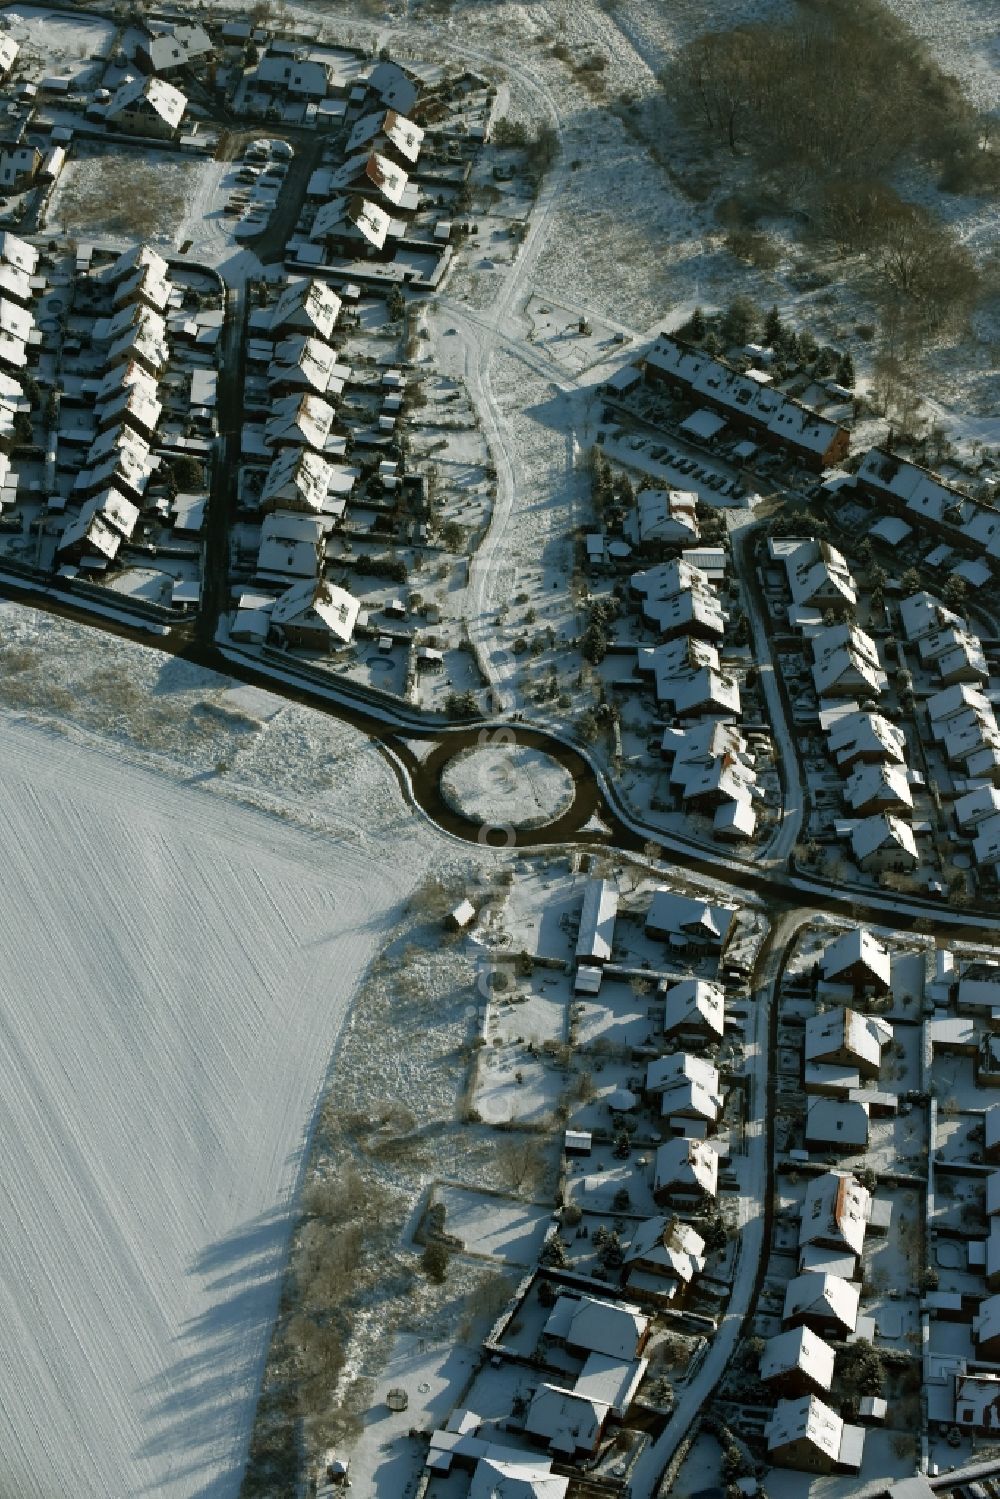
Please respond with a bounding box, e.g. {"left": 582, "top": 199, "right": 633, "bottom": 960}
{"left": 347, "top": 107, "right": 424, "bottom": 163}
{"left": 524, "top": 1384, "right": 608, "bottom": 1455}
{"left": 329, "top": 149, "right": 410, "bottom": 207}
{"left": 760, "top": 1325, "right": 835, "bottom": 1391}
{"left": 645, "top": 889, "right": 735, "bottom": 944}
{"left": 805, "top": 1095, "right": 870, "bottom": 1148}
{"left": 310, "top": 192, "right": 392, "bottom": 250}
{"left": 767, "top": 1393, "right": 844, "bottom": 1462}
{"left": 623, "top": 1215, "right": 705, "bottom": 1281}
{"left": 107, "top": 75, "right": 187, "bottom": 130}
{"left": 0, "top": 231, "right": 38, "bottom": 277}
{"left": 850, "top": 812, "right": 918, "bottom": 866}
{"left": 263, "top": 393, "right": 335, "bottom": 452}
{"left": 899, "top": 590, "right": 966, "bottom": 643}
{"left": 844, "top": 761, "right": 913, "bottom": 814}
{"left": 545, "top": 1294, "right": 648, "bottom": 1360}
{"left": 270, "top": 579, "right": 359, "bottom": 643}
{"left": 653, "top": 1135, "right": 718, "bottom": 1197}
{"left": 575, "top": 878, "right": 617, "bottom": 964}
{"left": 636, "top": 636, "right": 741, "bottom": 717}
{"left": 468, "top": 1455, "right": 569, "bottom": 1499}
{"left": 270, "top": 278, "right": 341, "bottom": 342}
{"left": 663, "top": 978, "right": 725, "bottom": 1038}
{"left": 260, "top": 446, "right": 337, "bottom": 513}
{"left": 826, "top": 710, "right": 905, "bottom": 769}
{"left": 821, "top": 928, "right": 891, "bottom": 989}
{"left": 803, "top": 1169, "right": 869, "bottom": 1253}
{"left": 783, "top": 1272, "right": 859, "bottom": 1333}
{"left": 268, "top": 335, "right": 349, "bottom": 397}
{"left": 632, "top": 487, "right": 700, "bottom": 545}
{"left": 805, "top": 1007, "right": 892, "bottom": 1072}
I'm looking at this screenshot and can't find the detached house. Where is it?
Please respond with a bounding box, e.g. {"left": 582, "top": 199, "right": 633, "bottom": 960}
{"left": 268, "top": 335, "right": 350, "bottom": 399}
{"left": 783, "top": 539, "right": 857, "bottom": 611}
{"left": 811, "top": 623, "right": 885, "bottom": 699}
{"left": 310, "top": 193, "right": 394, "bottom": 257}
{"left": 653, "top": 1136, "right": 718, "bottom": 1204}
{"left": 844, "top": 761, "right": 913, "bottom": 818}
{"left": 263, "top": 393, "right": 335, "bottom": 453}
{"left": 136, "top": 21, "right": 212, "bottom": 75}
{"left": 783, "top": 1272, "right": 860, "bottom": 1338}
{"left": 826, "top": 709, "right": 905, "bottom": 772}
{"left": 269, "top": 579, "right": 360, "bottom": 650}
{"left": 270, "top": 278, "right": 341, "bottom": 343}
{"left": 346, "top": 108, "right": 424, "bottom": 167}
{"left": 543, "top": 1294, "right": 649, "bottom": 1362}
{"left": 0, "top": 143, "right": 41, "bottom": 193}
{"left": 851, "top": 812, "right": 919, "bottom": 873}
{"left": 766, "top": 1394, "right": 864, "bottom": 1475}
{"left": 328, "top": 149, "right": 417, "bottom": 214}
{"left": 105, "top": 76, "right": 187, "bottom": 139}
{"left": 259, "top": 446, "right": 352, "bottom": 517}
{"left": 636, "top": 636, "right": 741, "bottom": 717}
{"left": 662, "top": 978, "right": 725, "bottom": 1042}
{"left": 805, "top": 1007, "right": 892, "bottom": 1079}
{"left": 820, "top": 928, "right": 891, "bottom": 994}
{"left": 628, "top": 488, "right": 700, "bottom": 549}
{"left": 644, "top": 1052, "right": 723, "bottom": 1126}
{"left": 0, "top": 37, "right": 19, "bottom": 82}
{"left": 760, "top": 1326, "right": 835, "bottom": 1399}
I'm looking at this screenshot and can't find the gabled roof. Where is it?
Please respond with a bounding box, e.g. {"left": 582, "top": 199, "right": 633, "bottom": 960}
{"left": 844, "top": 761, "right": 913, "bottom": 814}
{"left": 106, "top": 75, "right": 187, "bottom": 129}
{"left": 0, "top": 231, "right": 38, "bottom": 277}
{"left": 329, "top": 149, "right": 409, "bottom": 207}
{"left": 663, "top": 978, "right": 725, "bottom": 1038}
{"left": 263, "top": 393, "right": 335, "bottom": 451}
{"left": 760, "top": 1325, "right": 835, "bottom": 1391}
{"left": 851, "top": 812, "right": 918, "bottom": 865}
{"left": 524, "top": 1384, "right": 608, "bottom": 1455}
{"left": 545, "top": 1293, "right": 648, "bottom": 1360}
{"left": 783, "top": 1272, "right": 859, "bottom": 1333}
{"left": 623, "top": 1215, "right": 705, "bottom": 1281}
{"left": 826, "top": 709, "right": 906, "bottom": 767}
{"left": 268, "top": 334, "right": 348, "bottom": 396}
{"left": 805, "top": 1007, "right": 892, "bottom": 1071}
{"left": 767, "top": 1393, "right": 844, "bottom": 1461}
{"left": 653, "top": 1135, "right": 718, "bottom": 1197}
{"left": 270, "top": 278, "right": 341, "bottom": 342}
{"left": 270, "top": 578, "right": 359, "bottom": 642}
{"left": 803, "top": 1169, "right": 869, "bottom": 1253}
{"left": 310, "top": 191, "right": 392, "bottom": 249}
{"left": 821, "top": 928, "right": 891, "bottom": 988}
{"left": 260, "top": 446, "right": 335, "bottom": 512}
{"left": 347, "top": 107, "right": 424, "bottom": 162}
{"left": 469, "top": 1455, "right": 569, "bottom": 1499}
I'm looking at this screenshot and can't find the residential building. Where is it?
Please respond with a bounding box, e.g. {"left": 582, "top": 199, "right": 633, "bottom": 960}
{"left": 136, "top": 21, "right": 213, "bottom": 75}
{"left": 811, "top": 623, "right": 885, "bottom": 699}
{"left": 256, "top": 511, "right": 327, "bottom": 580}
{"left": 783, "top": 539, "right": 857, "bottom": 610}
{"left": 524, "top": 1385, "right": 609, "bottom": 1458}
{"left": 270, "top": 278, "right": 341, "bottom": 342}
{"left": 622, "top": 1216, "right": 705, "bottom": 1295}
{"left": 310, "top": 192, "right": 393, "bottom": 256}
{"left": 820, "top": 928, "right": 891, "bottom": 994}
{"left": 662, "top": 978, "right": 725, "bottom": 1042}
{"left": 783, "top": 1272, "right": 860, "bottom": 1337}
{"left": 766, "top": 1394, "right": 865, "bottom": 1474}
{"left": 844, "top": 762, "right": 913, "bottom": 817}
{"left": 644, "top": 1052, "right": 723, "bottom": 1125}
{"left": 0, "top": 143, "right": 41, "bottom": 193}
{"left": 826, "top": 710, "right": 906, "bottom": 772}
{"left": 346, "top": 107, "right": 424, "bottom": 166}
{"left": 636, "top": 636, "right": 741, "bottom": 717}
{"left": 805, "top": 1095, "right": 870, "bottom": 1151}
{"left": 851, "top": 812, "right": 919, "bottom": 873}
{"left": 760, "top": 1326, "right": 835, "bottom": 1398}
{"left": 575, "top": 878, "right": 618, "bottom": 966}
{"left": 105, "top": 76, "right": 187, "bottom": 138}
{"left": 263, "top": 393, "right": 335, "bottom": 452}
{"left": 269, "top": 579, "right": 360, "bottom": 650}
{"left": 0, "top": 36, "right": 19, "bottom": 82}
{"left": 653, "top": 1136, "right": 718, "bottom": 1203}
{"left": 805, "top": 1007, "right": 892, "bottom": 1078}
{"left": 642, "top": 333, "right": 849, "bottom": 470}
{"left": 628, "top": 488, "right": 700, "bottom": 548}
{"left": 543, "top": 1294, "right": 649, "bottom": 1361}
{"left": 800, "top": 1171, "right": 871, "bottom": 1259}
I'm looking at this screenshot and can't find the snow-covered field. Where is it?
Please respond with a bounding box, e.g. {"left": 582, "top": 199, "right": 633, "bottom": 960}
{"left": 0, "top": 610, "right": 446, "bottom": 1498}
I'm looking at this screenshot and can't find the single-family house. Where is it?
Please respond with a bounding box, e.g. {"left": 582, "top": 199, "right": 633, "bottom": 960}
{"left": 760, "top": 1325, "right": 835, "bottom": 1398}
{"left": 805, "top": 1007, "right": 892, "bottom": 1079}
{"left": 783, "top": 1272, "right": 860, "bottom": 1337}
{"left": 766, "top": 1394, "right": 864, "bottom": 1474}
{"left": 105, "top": 76, "right": 187, "bottom": 139}
{"left": 851, "top": 813, "right": 919, "bottom": 873}
{"left": 653, "top": 1136, "right": 718, "bottom": 1203}
{"left": 269, "top": 579, "right": 360, "bottom": 650}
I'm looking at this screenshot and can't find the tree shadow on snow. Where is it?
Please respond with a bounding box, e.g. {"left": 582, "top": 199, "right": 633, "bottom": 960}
{"left": 136, "top": 1203, "right": 294, "bottom": 1497}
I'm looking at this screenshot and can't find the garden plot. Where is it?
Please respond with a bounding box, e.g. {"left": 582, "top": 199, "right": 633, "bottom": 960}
{"left": 474, "top": 1037, "right": 566, "bottom": 1125}
{"left": 574, "top": 975, "right": 659, "bottom": 1050}
{"left": 434, "top": 1183, "right": 552, "bottom": 1265}
{"left": 488, "top": 980, "right": 566, "bottom": 1049}
{"left": 564, "top": 1143, "right": 660, "bottom": 1220}
{"left": 4, "top": 5, "right": 113, "bottom": 78}
{"left": 344, "top": 1335, "right": 479, "bottom": 1499}
{"left": 525, "top": 295, "right": 631, "bottom": 376}
{"left": 46, "top": 149, "right": 210, "bottom": 244}
{"left": 0, "top": 707, "right": 433, "bottom": 1499}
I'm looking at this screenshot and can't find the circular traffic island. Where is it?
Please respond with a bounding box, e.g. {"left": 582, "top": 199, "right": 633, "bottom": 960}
{"left": 440, "top": 743, "right": 575, "bottom": 832}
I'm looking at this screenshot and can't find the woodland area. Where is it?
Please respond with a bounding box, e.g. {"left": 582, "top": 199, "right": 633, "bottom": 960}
{"left": 669, "top": 0, "right": 997, "bottom": 338}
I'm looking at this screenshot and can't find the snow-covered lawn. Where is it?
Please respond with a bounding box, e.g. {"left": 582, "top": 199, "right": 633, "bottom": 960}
{"left": 435, "top": 1183, "right": 552, "bottom": 1264}
{"left": 0, "top": 621, "right": 443, "bottom": 1495}
{"left": 440, "top": 743, "right": 575, "bottom": 829}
